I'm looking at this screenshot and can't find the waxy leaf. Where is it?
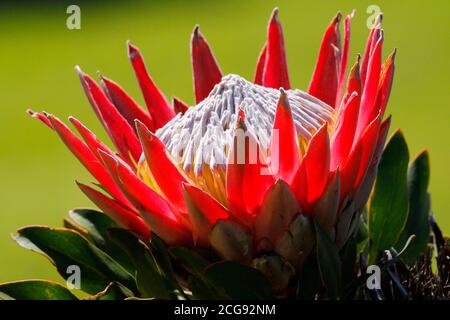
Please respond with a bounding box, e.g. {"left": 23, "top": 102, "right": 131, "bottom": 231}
{"left": 67, "top": 209, "right": 135, "bottom": 274}
{"left": 0, "top": 280, "right": 78, "bottom": 300}
{"left": 149, "top": 233, "right": 182, "bottom": 293}
{"left": 315, "top": 223, "right": 342, "bottom": 299}
{"left": 169, "top": 246, "right": 210, "bottom": 277}
{"left": 107, "top": 228, "right": 173, "bottom": 299}
{"left": 68, "top": 209, "right": 119, "bottom": 245}
{"left": 188, "top": 276, "right": 220, "bottom": 300}
{"left": 296, "top": 255, "right": 321, "bottom": 300}
{"left": 204, "top": 261, "right": 275, "bottom": 299}
{"left": 369, "top": 130, "right": 409, "bottom": 263}
{"left": 13, "top": 226, "right": 136, "bottom": 295}
{"left": 395, "top": 150, "right": 431, "bottom": 262}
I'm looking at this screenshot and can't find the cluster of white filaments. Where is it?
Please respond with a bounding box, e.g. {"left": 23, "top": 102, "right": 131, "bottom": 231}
{"left": 142, "top": 75, "right": 335, "bottom": 204}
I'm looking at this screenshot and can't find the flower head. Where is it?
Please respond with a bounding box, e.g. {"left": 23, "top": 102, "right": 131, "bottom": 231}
{"left": 28, "top": 8, "right": 395, "bottom": 291}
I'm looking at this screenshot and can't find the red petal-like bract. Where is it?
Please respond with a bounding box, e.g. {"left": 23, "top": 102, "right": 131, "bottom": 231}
{"left": 136, "top": 120, "right": 190, "bottom": 214}
{"left": 69, "top": 116, "right": 115, "bottom": 160}
{"left": 372, "top": 115, "right": 392, "bottom": 167}
{"left": 26, "top": 109, "right": 52, "bottom": 129}
{"left": 360, "top": 15, "right": 382, "bottom": 86}
{"left": 262, "top": 8, "right": 290, "bottom": 89}
{"left": 343, "top": 55, "right": 362, "bottom": 106}
{"left": 356, "top": 33, "right": 383, "bottom": 141}
{"left": 191, "top": 26, "right": 223, "bottom": 103}
{"left": 353, "top": 115, "right": 391, "bottom": 211}
{"left": 270, "top": 89, "right": 300, "bottom": 184}
{"left": 253, "top": 43, "right": 267, "bottom": 85}
{"left": 27, "top": 8, "right": 399, "bottom": 263}
{"left": 226, "top": 112, "right": 274, "bottom": 222}
{"left": 308, "top": 13, "right": 341, "bottom": 107}
{"left": 100, "top": 76, "right": 155, "bottom": 133}
{"left": 99, "top": 151, "right": 191, "bottom": 245}
{"left": 376, "top": 49, "right": 396, "bottom": 116}
{"left": 173, "top": 97, "right": 189, "bottom": 115}
{"left": 340, "top": 139, "right": 362, "bottom": 203}
{"left": 330, "top": 91, "right": 359, "bottom": 170}
{"left": 128, "top": 43, "right": 175, "bottom": 129}
{"left": 184, "top": 184, "right": 230, "bottom": 246}
{"left": 77, "top": 68, "right": 142, "bottom": 165}
{"left": 292, "top": 124, "right": 330, "bottom": 212}
{"left": 77, "top": 182, "right": 150, "bottom": 239}
{"left": 335, "top": 12, "right": 353, "bottom": 108}
{"left": 340, "top": 113, "right": 381, "bottom": 200}
{"left": 46, "top": 115, "right": 133, "bottom": 209}
{"left": 353, "top": 112, "right": 381, "bottom": 190}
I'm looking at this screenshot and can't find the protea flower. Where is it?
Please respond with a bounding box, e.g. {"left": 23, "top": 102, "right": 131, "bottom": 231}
{"left": 27, "top": 8, "right": 395, "bottom": 293}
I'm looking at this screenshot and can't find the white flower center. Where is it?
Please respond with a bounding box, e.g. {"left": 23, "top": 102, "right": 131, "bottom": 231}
{"left": 156, "top": 74, "right": 334, "bottom": 176}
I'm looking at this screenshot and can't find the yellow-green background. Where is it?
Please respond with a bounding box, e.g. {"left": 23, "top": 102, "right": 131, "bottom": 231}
{"left": 0, "top": 0, "right": 448, "bottom": 283}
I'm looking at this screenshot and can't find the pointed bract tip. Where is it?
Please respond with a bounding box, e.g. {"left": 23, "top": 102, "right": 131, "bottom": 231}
{"left": 98, "top": 148, "right": 118, "bottom": 168}
{"left": 270, "top": 7, "right": 280, "bottom": 22}
{"left": 134, "top": 118, "right": 147, "bottom": 133}
{"left": 135, "top": 118, "right": 155, "bottom": 141}
{"left": 235, "top": 109, "right": 247, "bottom": 130}
{"left": 272, "top": 7, "right": 279, "bottom": 16}
{"left": 319, "top": 121, "right": 329, "bottom": 133}
{"left": 238, "top": 108, "right": 246, "bottom": 121}
{"left": 278, "top": 89, "right": 290, "bottom": 108}
{"left": 334, "top": 12, "right": 342, "bottom": 24}
{"left": 348, "top": 9, "right": 356, "bottom": 19}
{"left": 377, "top": 13, "right": 383, "bottom": 24}
{"left": 127, "top": 41, "right": 139, "bottom": 59}
{"left": 74, "top": 65, "right": 85, "bottom": 77}
{"left": 382, "top": 114, "right": 392, "bottom": 127}
{"left": 193, "top": 24, "right": 200, "bottom": 35}
{"left": 181, "top": 181, "right": 189, "bottom": 190}
{"left": 389, "top": 48, "right": 397, "bottom": 61}
{"left": 191, "top": 25, "right": 202, "bottom": 44}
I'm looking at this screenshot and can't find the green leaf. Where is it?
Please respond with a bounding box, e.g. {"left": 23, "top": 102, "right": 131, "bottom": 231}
{"left": 315, "top": 223, "right": 342, "bottom": 299}
{"left": 107, "top": 228, "right": 173, "bottom": 299}
{"left": 296, "top": 255, "right": 321, "bottom": 300}
{"left": 395, "top": 150, "right": 431, "bottom": 262}
{"left": 84, "top": 282, "right": 133, "bottom": 300}
{"left": 204, "top": 261, "right": 275, "bottom": 299}
{"left": 66, "top": 209, "right": 135, "bottom": 274}
{"left": 169, "top": 246, "right": 210, "bottom": 277}
{"left": 149, "top": 233, "right": 186, "bottom": 298}
{"left": 68, "top": 209, "right": 119, "bottom": 245}
{"left": 188, "top": 276, "right": 220, "bottom": 300}
{"left": 13, "top": 226, "right": 136, "bottom": 295}
{"left": 149, "top": 234, "right": 176, "bottom": 281}
{"left": 0, "top": 280, "right": 78, "bottom": 300}
{"left": 369, "top": 130, "right": 409, "bottom": 263}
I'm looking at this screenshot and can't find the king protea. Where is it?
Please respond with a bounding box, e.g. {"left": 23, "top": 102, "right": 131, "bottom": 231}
{"left": 28, "top": 8, "right": 395, "bottom": 292}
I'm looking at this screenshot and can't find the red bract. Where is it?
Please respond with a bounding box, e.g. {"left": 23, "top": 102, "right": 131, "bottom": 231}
{"left": 29, "top": 8, "right": 396, "bottom": 283}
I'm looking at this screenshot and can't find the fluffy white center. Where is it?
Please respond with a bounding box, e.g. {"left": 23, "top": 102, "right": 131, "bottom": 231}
{"left": 156, "top": 74, "right": 334, "bottom": 175}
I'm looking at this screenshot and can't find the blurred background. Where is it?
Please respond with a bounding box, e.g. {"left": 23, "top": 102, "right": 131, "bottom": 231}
{"left": 0, "top": 0, "right": 448, "bottom": 283}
